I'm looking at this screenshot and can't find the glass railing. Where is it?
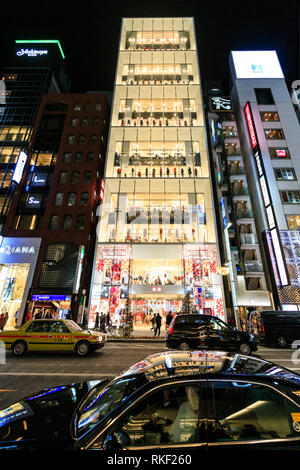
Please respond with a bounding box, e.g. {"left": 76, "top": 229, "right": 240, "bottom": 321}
{"left": 236, "top": 210, "right": 253, "bottom": 218}
{"left": 232, "top": 188, "right": 249, "bottom": 196}
{"left": 240, "top": 233, "right": 258, "bottom": 244}
{"left": 244, "top": 261, "right": 264, "bottom": 273}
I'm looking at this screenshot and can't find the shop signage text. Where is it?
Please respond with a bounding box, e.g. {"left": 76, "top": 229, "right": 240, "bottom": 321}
{"left": 0, "top": 245, "right": 35, "bottom": 255}
{"left": 16, "top": 48, "right": 48, "bottom": 57}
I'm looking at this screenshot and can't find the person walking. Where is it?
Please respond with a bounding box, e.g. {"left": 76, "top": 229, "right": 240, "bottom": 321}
{"left": 150, "top": 313, "right": 156, "bottom": 334}
{"left": 94, "top": 312, "right": 100, "bottom": 330}
{"left": 100, "top": 313, "right": 106, "bottom": 332}
{"left": 25, "top": 311, "right": 32, "bottom": 323}
{"left": 0, "top": 312, "right": 9, "bottom": 331}
{"left": 0, "top": 313, "right": 4, "bottom": 331}
{"left": 106, "top": 312, "right": 111, "bottom": 328}
{"left": 166, "top": 311, "right": 173, "bottom": 328}
{"left": 154, "top": 312, "right": 162, "bottom": 337}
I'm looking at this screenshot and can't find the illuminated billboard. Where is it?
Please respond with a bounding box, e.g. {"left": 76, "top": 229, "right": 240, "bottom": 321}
{"left": 231, "top": 51, "right": 284, "bottom": 79}
{"left": 12, "top": 151, "right": 27, "bottom": 184}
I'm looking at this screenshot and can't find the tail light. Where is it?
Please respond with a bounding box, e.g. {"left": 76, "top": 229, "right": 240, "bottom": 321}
{"left": 168, "top": 319, "right": 175, "bottom": 336}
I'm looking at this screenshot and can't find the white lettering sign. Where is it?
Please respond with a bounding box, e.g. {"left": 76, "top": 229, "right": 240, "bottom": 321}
{"left": 16, "top": 48, "right": 48, "bottom": 57}
{"left": 12, "top": 151, "right": 27, "bottom": 184}
{"left": 0, "top": 246, "right": 35, "bottom": 255}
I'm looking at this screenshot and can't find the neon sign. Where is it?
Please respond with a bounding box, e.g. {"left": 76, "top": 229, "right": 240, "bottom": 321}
{"left": 244, "top": 102, "right": 258, "bottom": 149}
{"left": 16, "top": 48, "right": 48, "bottom": 57}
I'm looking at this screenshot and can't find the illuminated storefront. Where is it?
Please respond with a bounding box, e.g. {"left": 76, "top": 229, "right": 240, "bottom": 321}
{"left": 89, "top": 18, "right": 225, "bottom": 329}
{"left": 0, "top": 237, "right": 41, "bottom": 328}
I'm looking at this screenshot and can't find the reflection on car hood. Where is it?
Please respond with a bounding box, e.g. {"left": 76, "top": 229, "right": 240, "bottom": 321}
{"left": 0, "top": 380, "right": 104, "bottom": 446}
{"left": 117, "top": 350, "right": 300, "bottom": 386}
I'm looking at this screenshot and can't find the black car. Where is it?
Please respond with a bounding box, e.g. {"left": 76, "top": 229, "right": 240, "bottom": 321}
{"left": 249, "top": 310, "right": 300, "bottom": 348}
{"left": 166, "top": 314, "right": 257, "bottom": 355}
{"left": 1, "top": 350, "right": 300, "bottom": 451}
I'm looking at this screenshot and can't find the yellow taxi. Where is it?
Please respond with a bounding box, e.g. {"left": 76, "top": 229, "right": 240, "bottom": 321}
{"left": 0, "top": 319, "right": 106, "bottom": 357}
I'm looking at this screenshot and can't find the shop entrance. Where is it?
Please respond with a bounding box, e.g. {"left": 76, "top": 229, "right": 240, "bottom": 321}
{"left": 30, "top": 295, "right": 72, "bottom": 320}
{"left": 131, "top": 294, "right": 182, "bottom": 331}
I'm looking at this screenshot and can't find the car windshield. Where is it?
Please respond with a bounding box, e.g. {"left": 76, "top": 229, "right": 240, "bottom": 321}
{"left": 76, "top": 374, "right": 147, "bottom": 437}
{"left": 65, "top": 320, "right": 83, "bottom": 332}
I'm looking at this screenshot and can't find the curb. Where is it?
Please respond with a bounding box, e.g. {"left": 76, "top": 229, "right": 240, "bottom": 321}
{"left": 107, "top": 338, "right": 165, "bottom": 343}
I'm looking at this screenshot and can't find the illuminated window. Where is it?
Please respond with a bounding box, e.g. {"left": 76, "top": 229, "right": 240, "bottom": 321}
{"left": 86, "top": 152, "right": 95, "bottom": 162}
{"left": 95, "top": 103, "right": 101, "bottom": 111}
{"left": 55, "top": 192, "right": 64, "bottom": 206}
{"left": 49, "top": 215, "right": 59, "bottom": 229}
{"left": 274, "top": 168, "right": 296, "bottom": 181}
{"left": 71, "top": 171, "right": 80, "bottom": 184}
{"left": 63, "top": 152, "right": 72, "bottom": 163}
{"left": 80, "top": 192, "right": 89, "bottom": 205}
{"left": 70, "top": 117, "right": 79, "bottom": 127}
{"left": 260, "top": 112, "right": 279, "bottom": 122}
{"left": 59, "top": 172, "right": 68, "bottom": 184}
{"left": 83, "top": 171, "right": 92, "bottom": 183}
{"left": 75, "top": 152, "right": 83, "bottom": 163}
{"left": 286, "top": 216, "right": 300, "bottom": 229}
{"left": 74, "top": 103, "right": 81, "bottom": 111}
{"left": 67, "top": 135, "right": 75, "bottom": 144}
{"left": 67, "top": 192, "right": 76, "bottom": 206}
{"left": 78, "top": 134, "right": 86, "bottom": 144}
{"left": 281, "top": 191, "right": 300, "bottom": 203}
{"left": 89, "top": 134, "right": 97, "bottom": 144}
{"left": 81, "top": 117, "right": 89, "bottom": 126}
{"left": 76, "top": 214, "right": 85, "bottom": 230}
{"left": 269, "top": 148, "right": 290, "bottom": 159}
{"left": 63, "top": 215, "right": 72, "bottom": 229}
{"left": 264, "top": 129, "right": 285, "bottom": 140}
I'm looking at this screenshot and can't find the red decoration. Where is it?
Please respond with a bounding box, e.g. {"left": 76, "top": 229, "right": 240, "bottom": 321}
{"left": 96, "top": 258, "right": 104, "bottom": 272}
{"left": 210, "top": 260, "right": 217, "bottom": 273}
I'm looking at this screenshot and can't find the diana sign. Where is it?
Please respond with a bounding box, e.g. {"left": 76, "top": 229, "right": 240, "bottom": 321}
{"left": 16, "top": 48, "right": 48, "bottom": 57}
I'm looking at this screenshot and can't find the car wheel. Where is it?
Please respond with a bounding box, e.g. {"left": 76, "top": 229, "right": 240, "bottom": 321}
{"left": 277, "top": 336, "right": 287, "bottom": 348}
{"left": 76, "top": 341, "right": 91, "bottom": 357}
{"left": 179, "top": 341, "right": 190, "bottom": 351}
{"left": 238, "top": 342, "right": 251, "bottom": 355}
{"left": 12, "top": 340, "right": 27, "bottom": 356}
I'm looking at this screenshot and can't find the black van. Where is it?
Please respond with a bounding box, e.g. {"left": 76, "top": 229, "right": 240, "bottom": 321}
{"left": 249, "top": 310, "right": 300, "bottom": 348}
{"left": 166, "top": 314, "right": 257, "bottom": 355}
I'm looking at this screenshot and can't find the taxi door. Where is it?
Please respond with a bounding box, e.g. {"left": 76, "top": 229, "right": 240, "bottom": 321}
{"left": 24, "top": 320, "right": 58, "bottom": 351}
{"left": 48, "top": 320, "right": 76, "bottom": 351}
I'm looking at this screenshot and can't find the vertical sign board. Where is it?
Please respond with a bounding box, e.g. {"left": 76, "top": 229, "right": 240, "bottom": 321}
{"left": 244, "top": 102, "right": 289, "bottom": 287}
{"left": 12, "top": 151, "right": 27, "bottom": 184}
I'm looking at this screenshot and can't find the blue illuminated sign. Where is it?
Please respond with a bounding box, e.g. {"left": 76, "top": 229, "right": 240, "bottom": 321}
{"left": 31, "top": 295, "right": 71, "bottom": 301}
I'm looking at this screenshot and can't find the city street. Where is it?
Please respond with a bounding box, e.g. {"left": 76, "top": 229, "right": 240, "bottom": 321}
{"left": 0, "top": 342, "right": 300, "bottom": 410}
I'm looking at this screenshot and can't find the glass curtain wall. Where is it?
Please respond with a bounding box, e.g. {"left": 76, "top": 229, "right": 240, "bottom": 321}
{"left": 89, "top": 18, "right": 225, "bottom": 329}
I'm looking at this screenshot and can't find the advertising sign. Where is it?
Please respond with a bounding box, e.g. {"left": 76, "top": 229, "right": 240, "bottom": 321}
{"left": 231, "top": 51, "right": 284, "bottom": 79}
{"left": 12, "top": 151, "right": 27, "bottom": 184}
{"left": 209, "top": 96, "right": 233, "bottom": 112}
{"left": 244, "top": 101, "right": 289, "bottom": 287}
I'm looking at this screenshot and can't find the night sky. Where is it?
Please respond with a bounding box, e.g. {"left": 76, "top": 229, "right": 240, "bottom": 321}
{"left": 1, "top": 0, "right": 299, "bottom": 93}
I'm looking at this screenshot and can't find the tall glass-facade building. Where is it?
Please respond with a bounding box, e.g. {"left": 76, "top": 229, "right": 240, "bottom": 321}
{"left": 88, "top": 18, "right": 225, "bottom": 329}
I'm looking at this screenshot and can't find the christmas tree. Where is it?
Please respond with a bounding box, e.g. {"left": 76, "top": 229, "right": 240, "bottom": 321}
{"left": 182, "top": 292, "right": 194, "bottom": 314}
{"left": 122, "top": 298, "right": 133, "bottom": 338}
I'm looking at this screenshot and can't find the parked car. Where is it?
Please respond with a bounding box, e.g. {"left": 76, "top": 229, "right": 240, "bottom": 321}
{"left": 0, "top": 319, "right": 106, "bottom": 357}
{"left": 166, "top": 314, "right": 257, "bottom": 354}
{"left": 248, "top": 310, "right": 300, "bottom": 348}
{"left": 1, "top": 350, "right": 300, "bottom": 450}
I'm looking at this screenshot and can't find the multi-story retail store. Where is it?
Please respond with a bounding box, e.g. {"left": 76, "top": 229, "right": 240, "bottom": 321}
{"left": 88, "top": 18, "right": 226, "bottom": 330}
{"left": 207, "top": 89, "right": 272, "bottom": 328}
{"left": 228, "top": 50, "right": 300, "bottom": 311}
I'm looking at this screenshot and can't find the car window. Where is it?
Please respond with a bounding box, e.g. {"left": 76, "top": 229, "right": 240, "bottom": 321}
{"left": 66, "top": 320, "right": 83, "bottom": 332}
{"left": 208, "top": 318, "right": 228, "bottom": 332}
{"left": 77, "top": 375, "right": 147, "bottom": 438}
{"left": 210, "top": 381, "right": 300, "bottom": 442}
{"left": 26, "top": 321, "right": 51, "bottom": 333}
{"left": 99, "top": 384, "right": 205, "bottom": 449}
{"left": 48, "top": 321, "right": 70, "bottom": 333}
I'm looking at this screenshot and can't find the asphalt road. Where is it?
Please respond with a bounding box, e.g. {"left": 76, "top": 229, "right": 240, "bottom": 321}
{"left": 0, "top": 342, "right": 300, "bottom": 410}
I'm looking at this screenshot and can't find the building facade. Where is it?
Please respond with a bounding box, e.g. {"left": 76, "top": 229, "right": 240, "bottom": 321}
{"left": 206, "top": 90, "right": 272, "bottom": 327}
{"left": 228, "top": 50, "right": 300, "bottom": 312}
{"left": 0, "top": 40, "right": 70, "bottom": 229}
{"left": 88, "top": 18, "right": 226, "bottom": 330}
{"left": 1, "top": 93, "right": 109, "bottom": 328}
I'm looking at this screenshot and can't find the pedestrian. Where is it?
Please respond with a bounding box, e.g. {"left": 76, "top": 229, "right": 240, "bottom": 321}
{"left": 188, "top": 167, "right": 192, "bottom": 177}
{"left": 0, "top": 312, "right": 8, "bottom": 331}
{"left": 0, "top": 313, "right": 4, "bottom": 331}
{"left": 14, "top": 310, "right": 19, "bottom": 326}
{"left": 154, "top": 312, "right": 162, "bottom": 337}
{"left": 100, "top": 313, "right": 106, "bottom": 332}
{"left": 166, "top": 311, "right": 173, "bottom": 328}
{"left": 45, "top": 311, "right": 53, "bottom": 319}
{"left": 82, "top": 312, "right": 88, "bottom": 330}
{"left": 94, "top": 312, "right": 100, "bottom": 330}
{"left": 150, "top": 313, "right": 156, "bottom": 333}
{"left": 106, "top": 312, "right": 111, "bottom": 327}
{"left": 181, "top": 168, "right": 184, "bottom": 177}
{"left": 25, "top": 311, "right": 32, "bottom": 323}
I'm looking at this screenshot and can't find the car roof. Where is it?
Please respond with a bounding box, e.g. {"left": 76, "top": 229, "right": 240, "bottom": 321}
{"left": 115, "top": 350, "right": 300, "bottom": 388}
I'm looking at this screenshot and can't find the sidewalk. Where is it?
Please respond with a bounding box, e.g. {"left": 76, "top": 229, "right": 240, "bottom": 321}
{"left": 106, "top": 324, "right": 167, "bottom": 343}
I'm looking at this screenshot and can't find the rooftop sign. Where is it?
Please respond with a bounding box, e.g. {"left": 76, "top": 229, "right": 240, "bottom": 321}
{"left": 15, "top": 39, "right": 65, "bottom": 59}
{"left": 231, "top": 51, "right": 284, "bottom": 79}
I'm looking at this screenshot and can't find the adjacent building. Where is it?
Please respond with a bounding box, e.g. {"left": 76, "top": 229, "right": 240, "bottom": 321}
{"left": 1, "top": 93, "right": 109, "bottom": 327}
{"left": 208, "top": 50, "right": 300, "bottom": 325}
{"left": 88, "top": 17, "right": 226, "bottom": 330}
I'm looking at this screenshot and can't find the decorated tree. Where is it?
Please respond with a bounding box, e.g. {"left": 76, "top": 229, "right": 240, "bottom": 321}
{"left": 182, "top": 292, "right": 194, "bottom": 314}
{"left": 122, "top": 298, "right": 133, "bottom": 338}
